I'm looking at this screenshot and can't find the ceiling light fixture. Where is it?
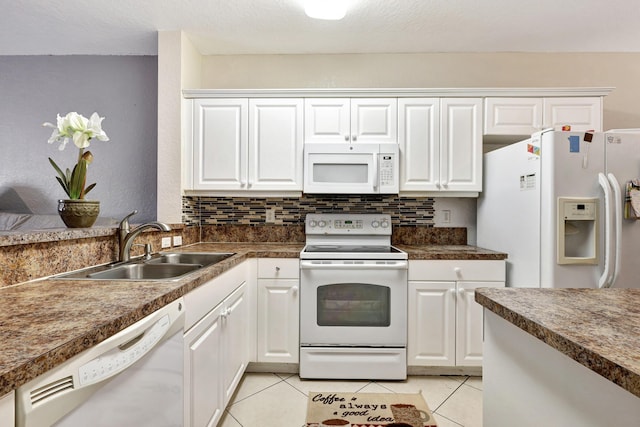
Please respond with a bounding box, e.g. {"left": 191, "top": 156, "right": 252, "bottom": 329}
{"left": 304, "top": 0, "right": 347, "bottom": 20}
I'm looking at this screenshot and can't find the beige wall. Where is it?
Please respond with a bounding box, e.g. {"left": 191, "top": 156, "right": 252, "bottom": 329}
{"left": 200, "top": 52, "right": 640, "bottom": 130}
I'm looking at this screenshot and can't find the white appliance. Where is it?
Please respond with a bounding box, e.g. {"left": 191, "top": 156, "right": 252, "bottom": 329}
{"left": 477, "top": 129, "right": 640, "bottom": 289}
{"left": 16, "top": 298, "right": 185, "bottom": 427}
{"left": 299, "top": 213, "right": 408, "bottom": 380}
{"left": 303, "top": 143, "right": 399, "bottom": 194}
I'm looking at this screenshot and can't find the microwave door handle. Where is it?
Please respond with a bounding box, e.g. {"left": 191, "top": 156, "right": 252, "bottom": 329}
{"left": 373, "top": 153, "right": 379, "bottom": 190}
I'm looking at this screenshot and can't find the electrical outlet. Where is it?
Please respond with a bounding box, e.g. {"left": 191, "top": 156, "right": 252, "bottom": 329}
{"left": 265, "top": 208, "right": 276, "bottom": 223}
{"left": 442, "top": 210, "right": 451, "bottom": 224}
{"left": 161, "top": 237, "right": 172, "bottom": 248}
{"left": 173, "top": 235, "right": 183, "bottom": 246}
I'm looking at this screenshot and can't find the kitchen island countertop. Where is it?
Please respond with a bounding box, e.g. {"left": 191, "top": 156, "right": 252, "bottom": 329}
{"left": 0, "top": 242, "right": 504, "bottom": 396}
{"left": 475, "top": 287, "right": 640, "bottom": 398}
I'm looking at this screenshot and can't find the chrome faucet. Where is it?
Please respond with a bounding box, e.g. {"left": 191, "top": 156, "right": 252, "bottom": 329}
{"left": 118, "top": 210, "right": 171, "bottom": 262}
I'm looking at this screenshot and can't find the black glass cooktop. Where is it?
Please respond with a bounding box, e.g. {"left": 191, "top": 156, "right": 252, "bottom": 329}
{"left": 304, "top": 245, "right": 402, "bottom": 254}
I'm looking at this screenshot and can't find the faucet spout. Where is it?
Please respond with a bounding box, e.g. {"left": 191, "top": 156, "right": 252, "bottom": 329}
{"left": 118, "top": 217, "right": 171, "bottom": 263}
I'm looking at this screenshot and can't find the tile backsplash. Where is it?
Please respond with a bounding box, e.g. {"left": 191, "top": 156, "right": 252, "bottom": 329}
{"left": 183, "top": 195, "right": 435, "bottom": 226}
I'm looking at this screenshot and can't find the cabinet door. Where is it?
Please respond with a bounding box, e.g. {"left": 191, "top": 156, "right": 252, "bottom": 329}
{"left": 484, "top": 98, "right": 543, "bottom": 135}
{"left": 351, "top": 98, "right": 398, "bottom": 144}
{"left": 257, "top": 279, "right": 300, "bottom": 363}
{"left": 184, "top": 302, "right": 224, "bottom": 427}
{"left": 407, "top": 281, "right": 456, "bottom": 366}
{"left": 455, "top": 281, "right": 504, "bottom": 366}
{"left": 304, "top": 98, "right": 350, "bottom": 143}
{"left": 440, "top": 98, "right": 483, "bottom": 192}
{"left": 0, "top": 392, "right": 14, "bottom": 427}
{"left": 222, "top": 283, "right": 249, "bottom": 406}
{"left": 248, "top": 99, "right": 303, "bottom": 191}
{"left": 543, "top": 97, "right": 602, "bottom": 131}
{"left": 399, "top": 98, "right": 440, "bottom": 191}
{"left": 193, "top": 98, "right": 248, "bottom": 190}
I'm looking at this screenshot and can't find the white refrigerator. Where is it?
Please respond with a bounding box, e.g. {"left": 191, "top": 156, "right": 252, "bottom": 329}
{"left": 477, "top": 129, "right": 640, "bottom": 289}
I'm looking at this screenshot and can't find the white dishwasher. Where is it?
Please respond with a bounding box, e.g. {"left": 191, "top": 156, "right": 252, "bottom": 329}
{"left": 16, "top": 297, "right": 185, "bottom": 427}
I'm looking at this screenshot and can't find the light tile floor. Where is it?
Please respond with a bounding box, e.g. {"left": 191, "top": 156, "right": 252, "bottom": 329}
{"left": 220, "top": 373, "right": 482, "bottom": 427}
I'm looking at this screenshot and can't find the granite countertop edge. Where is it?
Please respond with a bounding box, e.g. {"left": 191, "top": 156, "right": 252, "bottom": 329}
{"left": 0, "top": 242, "right": 505, "bottom": 396}
{"left": 475, "top": 288, "right": 640, "bottom": 399}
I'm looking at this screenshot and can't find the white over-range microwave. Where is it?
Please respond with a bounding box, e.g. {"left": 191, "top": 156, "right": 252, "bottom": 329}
{"left": 303, "top": 143, "right": 399, "bottom": 194}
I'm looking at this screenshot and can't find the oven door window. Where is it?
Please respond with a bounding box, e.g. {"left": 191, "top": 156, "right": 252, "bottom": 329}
{"left": 317, "top": 283, "right": 391, "bottom": 327}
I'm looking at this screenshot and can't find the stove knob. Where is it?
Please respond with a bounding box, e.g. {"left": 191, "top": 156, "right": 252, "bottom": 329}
{"left": 371, "top": 220, "right": 380, "bottom": 228}
{"left": 381, "top": 220, "right": 390, "bottom": 228}
{"left": 318, "top": 220, "right": 327, "bottom": 228}
{"left": 309, "top": 220, "right": 317, "bottom": 228}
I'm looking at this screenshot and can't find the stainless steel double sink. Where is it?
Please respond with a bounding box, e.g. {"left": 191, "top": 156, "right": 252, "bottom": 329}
{"left": 53, "top": 252, "right": 234, "bottom": 281}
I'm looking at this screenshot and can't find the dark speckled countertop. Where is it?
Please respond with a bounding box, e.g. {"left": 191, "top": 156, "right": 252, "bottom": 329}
{"left": 0, "top": 242, "right": 504, "bottom": 396}
{"left": 475, "top": 287, "right": 640, "bottom": 398}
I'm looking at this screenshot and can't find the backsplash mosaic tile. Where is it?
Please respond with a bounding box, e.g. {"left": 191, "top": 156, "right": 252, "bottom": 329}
{"left": 182, "top": 195, "right": 435, "bottom": 226}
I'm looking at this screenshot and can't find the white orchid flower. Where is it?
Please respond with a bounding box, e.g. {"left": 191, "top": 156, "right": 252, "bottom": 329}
{"left": 88, "top": 112, "right": 109, "bottom": 142}
{"left": 45, "top": 111, "right": 109, "bottom": 200}
{"left": 44, "top": 111, "right": 109, "bottom": 150}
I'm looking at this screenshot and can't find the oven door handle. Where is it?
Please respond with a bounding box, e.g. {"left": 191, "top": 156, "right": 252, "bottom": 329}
{"left": 300, "top": 260, "right": 408, "bottom": 270}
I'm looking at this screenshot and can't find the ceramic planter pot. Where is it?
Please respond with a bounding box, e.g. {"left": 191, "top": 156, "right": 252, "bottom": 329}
{"left": 57, "top": 199, "right": 100, "bottom": 228}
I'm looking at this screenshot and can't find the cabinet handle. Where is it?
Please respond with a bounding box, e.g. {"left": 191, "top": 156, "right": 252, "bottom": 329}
{"left": 275, "top": 266, "right": 280, "bottom": 272}
{"left": 442, "top": 180, "right": 449, "bottom": 188}
{"left": 454, "top": 267, "right": 462, "bottom": 278}
{"left": 344, "top": 135, "right": 350, "bottom": 142}
{"left": 292, "top": 286, "right": 299, "bottom": 296}
{"left": 458, "top": 287, "right": 466, "bottom": 295}
{"left": 352, "top": 135, "right": 357, "bottom": 142}
{"left": 435, "top": 181, "right": 441, "bottom": 189}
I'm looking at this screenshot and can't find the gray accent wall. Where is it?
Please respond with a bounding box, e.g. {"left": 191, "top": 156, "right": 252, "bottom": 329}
{"left": 0, "top": 55, "right": 158, "bottom": 224}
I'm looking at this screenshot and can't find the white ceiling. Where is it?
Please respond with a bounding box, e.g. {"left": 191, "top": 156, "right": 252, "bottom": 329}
{"left": 2, "top": 0, "right": 639, "bottom": 56}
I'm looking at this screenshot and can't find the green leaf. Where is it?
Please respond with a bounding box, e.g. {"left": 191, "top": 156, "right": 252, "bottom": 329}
{"left": 55, "top": 177, "right": 71, "bottom": 198}
{"left": 69, "top": 161, "right": 87, "bottom": 199}
{"left": 84, "top": 183, "right": 96, "bottom": 195}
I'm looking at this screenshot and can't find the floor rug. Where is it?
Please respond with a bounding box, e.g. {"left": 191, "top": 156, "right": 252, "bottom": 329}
{"left": 306, "top": 391, "right": 438, "bottom": 427}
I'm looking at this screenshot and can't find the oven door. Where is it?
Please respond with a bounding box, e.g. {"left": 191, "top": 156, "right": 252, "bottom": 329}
{"left": 300, "top": 260, "right": 407, "bottom": 347}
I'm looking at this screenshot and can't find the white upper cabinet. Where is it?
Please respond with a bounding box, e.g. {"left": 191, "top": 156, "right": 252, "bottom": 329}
{"left": 400, "top": 98, "right": 482, "bottom": 193}
{"left": 543, "top": 97, "right": 602, "bottom": 131}
{"left": 398, "top": 98, "right": 440, "bottom": 192}
{"left": 485, "top": 96, "right": 602, "bottom": 135}
{"left": 484, "top": 98, "right": 543, "bottom": 135}
{"left": 440, "top": 98, "right": 483, "bottom": 192}
{"left": 305, "top": 98, "right": 397, "bottom": 144}
{"left": 191, "top": 98, "right": 303, "bottom": 191}
{"left": 192, "top": 98, "right": 248, "bottom": 190}
{"left": 248, "top": 99, "right": 304, "bottom": 191}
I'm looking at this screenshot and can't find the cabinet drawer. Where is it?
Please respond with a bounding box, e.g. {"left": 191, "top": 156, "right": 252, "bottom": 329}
{"left": 409, "top": 260, "right": 505, "bottom": 281}
{"left": 257, "top": 258, "right": 299, "bottom": 279}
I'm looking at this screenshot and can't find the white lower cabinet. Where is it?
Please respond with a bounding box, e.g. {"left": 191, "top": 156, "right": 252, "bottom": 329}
{"left": 408, "top": 260, "right": 505, "bottom": 367}
{"left": 184, "top": 263, "right": 250, "bottom": 427}
{"left": 0, "top": 391, "right": 14, "bottom": 427}
{"left": 257, "top": 258, "right": 300, "bottom": 363}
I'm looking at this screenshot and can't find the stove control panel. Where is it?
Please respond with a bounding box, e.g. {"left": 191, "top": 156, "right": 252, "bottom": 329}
{"left": 306, "top": 214, "right": 392, "bottom": 235}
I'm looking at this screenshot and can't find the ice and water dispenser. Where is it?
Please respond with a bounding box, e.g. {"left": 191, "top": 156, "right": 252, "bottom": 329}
{"left": 557, "top": 197, "right": 598, "bottom": 264}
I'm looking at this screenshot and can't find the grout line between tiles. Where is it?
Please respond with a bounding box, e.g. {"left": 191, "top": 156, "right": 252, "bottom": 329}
{"left": 226, "top": 373, "right": 287, "bottom": 406}
{"left": 223, "top": 409, "right": 243, "bottom": 427}
{"left": 432, "top": 377, "right": 468, "bottom": 412}
{"left": 433, "top": 410, "right": 465, "bottom": 427}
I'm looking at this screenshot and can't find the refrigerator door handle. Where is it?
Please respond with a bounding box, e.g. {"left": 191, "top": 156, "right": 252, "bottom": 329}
{"left": 607, "top": 173, "right": 623, "bottom": 287}
{"left": 598, "top": 173, "right": 615, "bottom": 288}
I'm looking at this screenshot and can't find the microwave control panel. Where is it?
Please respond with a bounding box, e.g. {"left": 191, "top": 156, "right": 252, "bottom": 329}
{"left": 379, "top": 154, "right": 395, "bottom": 186}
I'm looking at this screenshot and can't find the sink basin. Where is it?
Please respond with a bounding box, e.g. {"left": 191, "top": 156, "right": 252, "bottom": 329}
{"left": 52, "top": 252, "right": 235, "bottom": 281}
{"left": 145, "top": 252, "right": 233, "bottom": 267}
{"left": 87, "top": 263, "right": 202, "bottom": 280}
